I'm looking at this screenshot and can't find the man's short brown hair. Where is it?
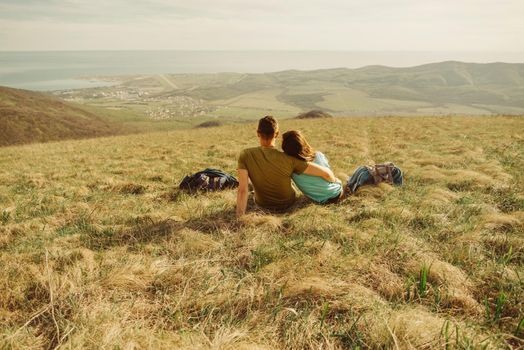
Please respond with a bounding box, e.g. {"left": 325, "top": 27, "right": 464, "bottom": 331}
{"left": 257, "top": 116, "right": 279, "bottom": 139}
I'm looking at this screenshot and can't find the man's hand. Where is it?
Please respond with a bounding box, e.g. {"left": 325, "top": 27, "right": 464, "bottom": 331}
{"left": 236, "top": 169, "right": 249, "bottom": 217}
{"left": 303, "top": 163, "right": 337, "bottom": 183}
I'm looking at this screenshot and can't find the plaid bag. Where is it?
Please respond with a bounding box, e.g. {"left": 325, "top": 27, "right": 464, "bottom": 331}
{"left": 347, "top": 162, "right": 403, "bottom": 194}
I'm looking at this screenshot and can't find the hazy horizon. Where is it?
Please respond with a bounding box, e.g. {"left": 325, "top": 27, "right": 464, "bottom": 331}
{"left": 2, "top": 1, "right": 523, "bottom": 90}
{"left": 2, "top": 49, "right": 523, "bottom": 65}
{"left": 2, "top": 50, "right": 524, "bottom": 91}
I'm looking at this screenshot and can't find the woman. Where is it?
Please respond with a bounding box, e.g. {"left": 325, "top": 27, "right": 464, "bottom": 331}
{"left": 282, "top": 130, "right": 344, "bottom": 204}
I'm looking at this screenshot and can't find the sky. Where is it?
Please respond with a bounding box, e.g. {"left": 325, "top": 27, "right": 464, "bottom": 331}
{"left": 0, "top": 0, "right": 523, "bottom": 51}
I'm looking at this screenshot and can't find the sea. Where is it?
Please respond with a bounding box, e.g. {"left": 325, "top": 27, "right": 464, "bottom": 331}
{"left": 1, "top": 50, "right": 524, "bottom": 91}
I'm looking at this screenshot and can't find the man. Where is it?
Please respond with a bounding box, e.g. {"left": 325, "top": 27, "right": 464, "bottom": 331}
{"left": 236, "top": 116, "right": 337, "bottom": 216}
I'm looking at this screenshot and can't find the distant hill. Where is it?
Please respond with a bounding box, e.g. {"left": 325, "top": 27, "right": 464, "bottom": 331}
{"left": 0, "top": 86, "right": 129, "bottom": 146}
{"left": 251, "top": 61, "right": 524, "bottom": 115}
{"left": 64, "top": 61, "right": 524, "bottom": 119}
{"left": 195, "top": 120, "right": 223, "bottom": 128}
{"left": 296, "top": 110, "right": 333, "bottom": 119}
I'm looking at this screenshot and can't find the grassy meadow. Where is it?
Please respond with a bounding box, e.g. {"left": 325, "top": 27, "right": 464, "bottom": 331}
{"left": 0, "top": 116, "right": 523, "bottom": 349}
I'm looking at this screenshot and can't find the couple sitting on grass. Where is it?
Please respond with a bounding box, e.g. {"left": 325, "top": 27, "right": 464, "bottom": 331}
{"left": 236, "top": 116, "right": 344, "bottom": 216}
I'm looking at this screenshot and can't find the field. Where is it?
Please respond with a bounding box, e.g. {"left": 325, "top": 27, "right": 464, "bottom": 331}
{"left": 53, "top": 62, "right": 524, "bottom": 125}
{"left": 0, "top": 116, "right": 523, "bottom": 349}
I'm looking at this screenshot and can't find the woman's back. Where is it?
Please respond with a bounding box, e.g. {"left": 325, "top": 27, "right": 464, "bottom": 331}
{"left": 292, "top": 151, "right": 342, "bottom": 203}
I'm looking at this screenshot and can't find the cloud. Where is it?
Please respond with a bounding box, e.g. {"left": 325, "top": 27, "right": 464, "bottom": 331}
{"left": 0, "top": 0, "right": 523, "bottom": 50}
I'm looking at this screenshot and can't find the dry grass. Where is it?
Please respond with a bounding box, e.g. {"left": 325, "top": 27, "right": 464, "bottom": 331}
{"left": 0, "top": 116, "right": 523, "bottom": 349}
{"left": 0, "top": 86, "right": 129, "bottom": 147}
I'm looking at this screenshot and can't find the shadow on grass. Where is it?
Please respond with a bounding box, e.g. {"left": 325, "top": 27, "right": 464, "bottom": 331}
{"left": 81, "top": 192, "right": 322, "bottom": 250}
{"left": 82, "top": 218, "right": 184, "bottom": 250}
{"left": 82, "top": 207, "right": 242, "bottom": 250}
{"left": 185, "top": 207, "right": 239, "bottom": 234}
{"left": 245, "top": 194, "right": 313, "bottom": 215}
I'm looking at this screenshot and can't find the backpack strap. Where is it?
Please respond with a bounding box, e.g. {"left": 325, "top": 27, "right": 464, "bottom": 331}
{"left": 180, "top": 168, "right": 239, "bottom": 193}
{"left": 208, "top": 176, "right": 224, "bottom": 191}
{"left": 368, "top": 162, "right": 396, "bottom": 185}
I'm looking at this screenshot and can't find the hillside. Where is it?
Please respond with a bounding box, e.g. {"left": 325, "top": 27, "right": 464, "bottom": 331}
{"left": 0, "top": 86, "right": 129, "bottom": 146}
{"left": 55, "top": 61, "right": 524, "bottom": 121}
{"left": 296, "top": 110, "right": 333, "bottom": 119}
{"left": 1, "top": 116, "right": 523, "bottom": 349}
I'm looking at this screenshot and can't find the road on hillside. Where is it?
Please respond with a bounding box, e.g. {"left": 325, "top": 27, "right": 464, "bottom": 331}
{"left": 157, "top": 74, "right": 179, "bottom": 89}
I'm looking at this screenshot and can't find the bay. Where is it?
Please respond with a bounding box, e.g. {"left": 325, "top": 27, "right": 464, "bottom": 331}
{"left": 1, "top": 50, "right": 523, "bottom": 91}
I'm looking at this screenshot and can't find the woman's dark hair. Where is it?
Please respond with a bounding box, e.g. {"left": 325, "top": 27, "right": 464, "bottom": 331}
{"left": 282, "top": 130, "right": 315, "bottom": 161}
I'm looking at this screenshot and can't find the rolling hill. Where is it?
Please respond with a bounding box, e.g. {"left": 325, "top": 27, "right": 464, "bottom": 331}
{"left": 56, "top": 61, "right": 524, "bottom": 120}
{"left": 0, "top": 86, "right": 129, "bottom": 147}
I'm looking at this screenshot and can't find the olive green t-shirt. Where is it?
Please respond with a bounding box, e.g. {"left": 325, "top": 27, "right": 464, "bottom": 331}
{"left": 238, "top": 146, "right": 308, "bottom": 211}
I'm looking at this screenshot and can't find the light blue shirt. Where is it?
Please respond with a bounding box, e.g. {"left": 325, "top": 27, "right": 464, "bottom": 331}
{"left": 292, "top": 152, "right": 342, "bottom": 203}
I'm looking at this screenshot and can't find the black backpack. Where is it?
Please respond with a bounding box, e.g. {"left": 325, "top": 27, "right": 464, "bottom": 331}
{"left": 179, "top": 168, "right": 238, "bottom": 193}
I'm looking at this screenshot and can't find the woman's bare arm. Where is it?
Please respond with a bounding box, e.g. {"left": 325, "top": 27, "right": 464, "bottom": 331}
{"left": 303, "top": 163, "right": 338, "bottom": 182}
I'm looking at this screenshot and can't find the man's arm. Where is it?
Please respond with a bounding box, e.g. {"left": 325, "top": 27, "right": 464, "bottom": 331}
{"left": 303, "top": 163, "right": 338, "bottom": 183}
{"left": 236, "top": 169, "right": 249, "bottom": 217}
